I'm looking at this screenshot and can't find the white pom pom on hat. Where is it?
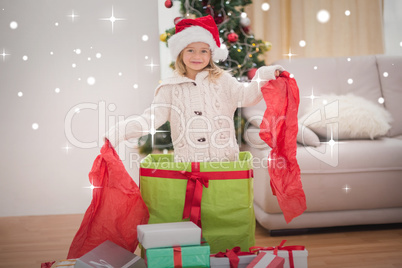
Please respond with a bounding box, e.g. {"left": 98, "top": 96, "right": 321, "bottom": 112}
{"left": 168, "top": 15, "right": 228, "bottom": 62}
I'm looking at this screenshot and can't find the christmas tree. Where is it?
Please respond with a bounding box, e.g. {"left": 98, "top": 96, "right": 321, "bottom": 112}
{"left": 139, "top": 0, "right": 272, "bottom": 154}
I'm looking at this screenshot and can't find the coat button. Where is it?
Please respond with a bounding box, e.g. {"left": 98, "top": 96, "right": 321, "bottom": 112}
{"left": 197, "top": 137, "right": 206, "bottom": 142}
{"left": 192, "top": 82, "right": 197, "bottom": 86}
{"left": 194, "top": 111, "right": 202, "bottom": 115}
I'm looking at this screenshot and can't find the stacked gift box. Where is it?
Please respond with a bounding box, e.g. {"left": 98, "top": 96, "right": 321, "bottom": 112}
{"left": 138, "top": 221, "right": 210, "bottom": 268}
{"left": 250, "top": 240, "right": 308, "bottom": 268}
{"left": 73, "top": 240, "right": 146, "bottom": 268}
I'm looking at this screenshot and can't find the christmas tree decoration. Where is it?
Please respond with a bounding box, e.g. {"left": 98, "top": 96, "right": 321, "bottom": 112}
{"left": 165, "top": 0, "right": 173, "bottom": 8}
{"left": 247, "top": 68, "right": 257, "bottom": 80}
{"left": 228, "top": 32, "right": 239, "bottom": 43}
{"left": 160, "top": 32, "right": 167, "bottom": 42}
{"left": 174, "top": 16, "right": 183, "bottom": 25}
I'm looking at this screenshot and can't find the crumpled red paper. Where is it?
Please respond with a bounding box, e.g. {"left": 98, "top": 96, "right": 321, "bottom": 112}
{"left": 41, "top": 261, "right": 55, "bottom": 268}
{"left": 67, "top": 140, "right": 149, "bottom": 258}
{"left": 259, "top": 71, "right": 307, "bottom": 223}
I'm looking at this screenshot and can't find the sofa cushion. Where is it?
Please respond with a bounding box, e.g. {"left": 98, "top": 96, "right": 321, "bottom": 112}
{"left": 376, "top": 55, "right": 402, "bottom": 137}
{"left": 299, "top": 94, "right": 393, "bottom": 140}
{"left": 272, "top": 55, "right": 384, "bottom": 120}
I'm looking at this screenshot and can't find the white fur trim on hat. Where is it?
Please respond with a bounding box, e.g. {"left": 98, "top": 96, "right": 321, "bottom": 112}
{"left": 168, "top": 26, "right": 228, "bottom": 62}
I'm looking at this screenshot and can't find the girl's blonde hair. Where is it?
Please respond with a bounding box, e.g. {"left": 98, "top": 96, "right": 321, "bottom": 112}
{"left": 174, "top": 50, "right": 224, "bottom": 82}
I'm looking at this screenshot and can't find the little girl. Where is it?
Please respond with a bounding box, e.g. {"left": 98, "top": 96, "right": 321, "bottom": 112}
{"left": 106, "top": 15, "right": 283, "bottom": 162}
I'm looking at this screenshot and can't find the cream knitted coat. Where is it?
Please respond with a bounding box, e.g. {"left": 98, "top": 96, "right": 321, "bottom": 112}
{"left": 106, "top": 65, "right": 283, "bottom": 162}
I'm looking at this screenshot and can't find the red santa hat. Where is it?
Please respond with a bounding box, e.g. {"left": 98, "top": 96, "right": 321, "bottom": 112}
{"left": 168, "top": 15, "right": 228, "bottom": 62}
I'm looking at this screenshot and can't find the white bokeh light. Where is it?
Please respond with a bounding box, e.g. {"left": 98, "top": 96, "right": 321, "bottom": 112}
{"left": 55, "top": 22, "right": 59, "bottom": 26}
{"left": 10, "top": 21, "right": 18, "bottom": 29}
{"left": 378, "top": 97, "right": 385, "bottom": 104}
{"left": 32, "top": 123, "right": 39, "bottom": 130}
{"left": 345, "top": 10, "right": 351, "bottom": 16}
{"left": 142, "top": 35, "right": 149, "bottom": 41}
{"left": 314, "top": 66, "right": 318, "bottom": 70}
{"left": 299, "top": 40, "right": 306, "bottom": 47}
{"left": 22, "top": 55, "right": 28, "bottom": 61}
{"left": 261, "top": 3, "right": 270, "bottom": 11}
{"left": 241, "top": 12, "right": 247, "bottom": 18}
{"left": 347, "top": 58, "right": 351, "bottom": 62}
{"left": 383, "top": 72, "right": 389, "bottom": 77}
{"left": 55, "top": 88, "right": 60, "bottom": 93}
{"left": 347, "top": 78, "right": 353, "bottom": 84}
{"left": 133, "top": 84, "right": 139, "bottom": 89}
{"left": 75, "top": 49, "right": 81, "bottom": 54}
{"left": 87, "top": 77, "right": 96, "bottom": 85}
{"left": 18, "top": 92, "right": 23, "bottom": 97}
{"left": 96, "top": 53, "right": 102, "bottom": 59}
{"left": 317, "top": 9, "right": 330, "bottom": 23}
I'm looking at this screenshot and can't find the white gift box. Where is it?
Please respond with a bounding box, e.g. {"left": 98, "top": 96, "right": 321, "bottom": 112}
{"left": 74, "top": 240, "right": 146, "bottom": 268}
{"left": 210, "top": 254, "right": 257, "bottom": 268}
{"left": 246, "top": 252, "right": 285, "bottom": 268}
{"left": 137, "top": 221, "right": 201, "bottom": 249}
{"left": 261, "top": 249, "right": 308, "bottom": 268}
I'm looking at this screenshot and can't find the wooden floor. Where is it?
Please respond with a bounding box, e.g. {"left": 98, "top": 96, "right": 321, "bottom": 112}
{"left": 1, "top": 214, "right": 402, "bottom": 268}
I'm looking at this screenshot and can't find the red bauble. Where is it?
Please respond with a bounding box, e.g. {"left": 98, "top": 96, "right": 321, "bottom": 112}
{"left": 247, "top": 68, "right": 258, "bottom": 80}
{"left": 214, "top": 13, "right": 224, "bottom": 24}
{"left": 243, "top": 26, "right": 250, "bottom": 34}
{"left": 228, "top": 32, "right": 239, "bottom": 43}
{"left": 174, "top": 17, "right": 183, "bottom": 25}
{"left": 165, "top": 0, "right": 173, "bottom": 8}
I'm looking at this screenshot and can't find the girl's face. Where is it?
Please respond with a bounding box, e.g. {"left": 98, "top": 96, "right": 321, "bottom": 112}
{"left": 182, "top": 42, "right": 211, "bottom": 79}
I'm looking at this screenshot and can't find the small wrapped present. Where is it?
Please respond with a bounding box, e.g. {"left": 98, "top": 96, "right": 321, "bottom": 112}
{"left": 140, "top": 152, "right": 255, "bottom": 254}
{"left": 210, "top": 247, "right": 257, "bottom": 268}
{"left": 247, "top": 252, "right": 285, "bottom": 268}
{"left": 145, "top": 243, "right": 210, "bottom": 268}
{"left": 74, "top": 240, "right": 146, "bottom": 268}
{"left": 250, "top": 240, "right": 307, "bottom": 268}
{"left": 138, "top": 221, "right": 201, "bottom": 249}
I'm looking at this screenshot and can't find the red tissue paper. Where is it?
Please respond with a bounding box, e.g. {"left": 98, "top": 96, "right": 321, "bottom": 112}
{"left": 259, "top": 71, "right": 307, "bottom": 223}
{"left": 67, "top": 140, "right": 149, "bottom": 258}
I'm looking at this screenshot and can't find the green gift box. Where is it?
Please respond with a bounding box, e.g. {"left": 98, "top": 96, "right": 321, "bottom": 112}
{"left": 145, "top": 243, "right": 210, "bottom": 268}
{"left": 139, "top": 151, "right": 256, "bottom": 254}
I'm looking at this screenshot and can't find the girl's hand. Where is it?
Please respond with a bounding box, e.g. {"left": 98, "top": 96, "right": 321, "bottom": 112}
{"left": 275, "top": 69, "right": 282, "bottom": 77}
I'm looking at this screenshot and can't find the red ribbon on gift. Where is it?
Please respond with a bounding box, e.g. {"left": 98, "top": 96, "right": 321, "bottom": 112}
{"left": 180, "top": 162, "right": 209, "bottom": 227}
{"left": 173, "top": 246, "right": 182, "bottom": 268}
{"left": 140, "top": 165, "right": 253, "bottom": 228}
{"left": 212, "top": 246, "right": 256, "bottom": 268}
{"left": 249, "top": 240, "right": 305, "bottom": 268}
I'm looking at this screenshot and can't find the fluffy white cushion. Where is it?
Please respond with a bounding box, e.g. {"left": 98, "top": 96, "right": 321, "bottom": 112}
{"left": 299, "top": 94, "right": 393, "bottom": 140}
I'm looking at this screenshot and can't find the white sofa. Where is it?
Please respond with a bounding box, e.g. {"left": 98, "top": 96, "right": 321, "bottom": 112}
{"left": 241, "top": 55, "right": 402, "bottom": 234}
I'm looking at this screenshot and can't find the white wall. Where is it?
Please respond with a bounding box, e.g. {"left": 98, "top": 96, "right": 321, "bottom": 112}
{"left": 0, "top": 0, "right": 160, "bottom": 216}
{"left": 384, "top": 0, "right": 402, "bottom": 55}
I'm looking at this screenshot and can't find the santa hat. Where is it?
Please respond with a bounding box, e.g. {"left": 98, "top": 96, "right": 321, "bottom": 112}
{"left": 168, "top": 15, "right": 228, "bottom": 62}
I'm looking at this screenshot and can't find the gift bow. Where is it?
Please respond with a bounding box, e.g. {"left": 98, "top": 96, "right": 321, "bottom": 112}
{"left": 181, "top": 162, "right": 209, "bottom": 227}
{"left": 249, "top": 240, "right": 305, "bottom": 268}
{"left": 213, "top": 246, "right": 256, "bottom": 268}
